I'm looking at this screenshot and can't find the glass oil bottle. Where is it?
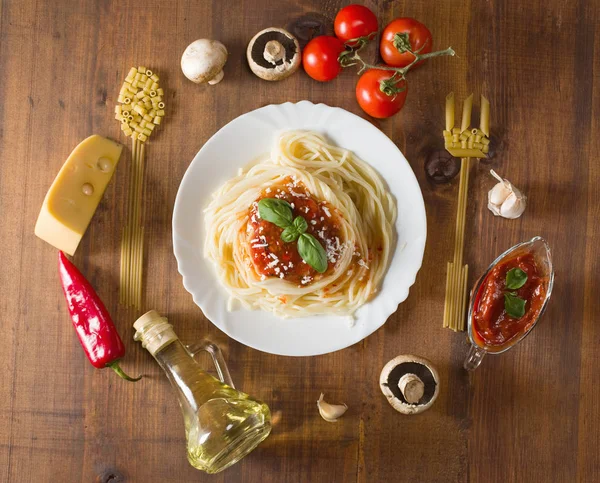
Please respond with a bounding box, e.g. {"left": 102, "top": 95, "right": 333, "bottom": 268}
{"left": 133, "top": 310, "right": 271, "bottom": 474}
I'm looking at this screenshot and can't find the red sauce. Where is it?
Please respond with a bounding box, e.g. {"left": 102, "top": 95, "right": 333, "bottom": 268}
{"left": 246, "top": 178, "right": 345, "bottom": 286}
{"left": 473, "top": 252, "right": 547, "bottom": 348}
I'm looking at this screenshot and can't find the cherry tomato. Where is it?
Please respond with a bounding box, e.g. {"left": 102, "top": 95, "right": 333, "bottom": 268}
{"left": 355, "top": 69, "right": 408, "bottom": 119}
{"left": 302, "top": 36, "right": 346, "bottom": 82}
{"left": 334, "top": 4, "right": 378, "bottom": 45}
{"left": 380, "top": 18, "right": 432, "bottom": 68}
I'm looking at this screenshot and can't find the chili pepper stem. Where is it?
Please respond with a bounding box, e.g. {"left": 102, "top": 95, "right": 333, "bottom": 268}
{"left": 107, "top": 361, "right": 142, "bottom": 382}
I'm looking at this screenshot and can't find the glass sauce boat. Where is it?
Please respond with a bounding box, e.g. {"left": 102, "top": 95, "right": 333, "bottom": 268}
{"left": 463, "top": 237, "right": 554, "bottom": 371}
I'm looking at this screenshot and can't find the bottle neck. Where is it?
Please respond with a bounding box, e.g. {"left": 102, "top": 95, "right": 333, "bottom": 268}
{"left": 133, "top": 310, "right": 178, "bottom": 356}
{"left": 133, "top": 310, "right": 227, "bottom": 413}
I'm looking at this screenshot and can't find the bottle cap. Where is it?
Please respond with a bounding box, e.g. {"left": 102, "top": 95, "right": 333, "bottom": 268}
{"left": 133, "top": 310, "right": 177, "bottom": 356}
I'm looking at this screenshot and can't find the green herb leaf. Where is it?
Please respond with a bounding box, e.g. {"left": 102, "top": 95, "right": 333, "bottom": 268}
{"left": 297, "top": 233, "right": 328, "bottom": 273}
{"left": 293, "top": 216, "right": 308, "bottom": 234}
{"left": 258, "top": 198, "right": 293, "bottom": 228}
{"left": 506, "top": 267, "right": 528, "bottom": 290}
{"left": 281, "top": 226, "right": 300, "bottom": 243}
{"left": 504, "top": 292, "right": 526, "bottom": 318}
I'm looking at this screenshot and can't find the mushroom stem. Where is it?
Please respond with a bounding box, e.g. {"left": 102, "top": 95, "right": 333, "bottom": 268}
{"left": 264, "top": 40, "right": 285, "bottom": 65}
{"left": 208, "top": 70, "right": 224, "bottom": 85}
{"left": 398, "top": 373, "right": 425, "bottom": 404}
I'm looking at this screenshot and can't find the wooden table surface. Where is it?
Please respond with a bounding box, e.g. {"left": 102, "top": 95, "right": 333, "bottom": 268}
{"left": 1, "top": 0, "right": 598, "bottom": 481}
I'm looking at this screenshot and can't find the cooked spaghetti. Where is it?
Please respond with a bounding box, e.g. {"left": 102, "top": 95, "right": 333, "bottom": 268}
{"left": 204, "top": 131, "right": 396, "bottom": 317}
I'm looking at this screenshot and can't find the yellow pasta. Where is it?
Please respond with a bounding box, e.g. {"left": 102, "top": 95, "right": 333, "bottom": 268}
{"left": 461, "top": 94, "right": 473, "bottom": 133}
{"left": 445, "top": 92, "right": 455, "bottom": 131}
{"left": 446, "top": 147, "right": 487, "bottom": 158}
{"left": 480, "top": 95, "right": 490, "bottom": 137}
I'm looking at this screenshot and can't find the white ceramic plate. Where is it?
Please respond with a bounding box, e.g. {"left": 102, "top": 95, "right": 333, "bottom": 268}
{"left": 173, "top": 101, "right": 426, "bottom": 356}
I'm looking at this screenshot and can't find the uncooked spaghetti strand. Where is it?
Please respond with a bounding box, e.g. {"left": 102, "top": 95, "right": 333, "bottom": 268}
{"left": 458, "top": 265, "right": 469, "bottom": 331}
{"left": 443, "top": 261, "right": 452, "bottom": 328}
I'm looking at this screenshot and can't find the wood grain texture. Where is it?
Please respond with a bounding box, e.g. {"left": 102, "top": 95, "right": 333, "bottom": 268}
{"left": 0, "top": 0, "right": 598, "bottom": 481}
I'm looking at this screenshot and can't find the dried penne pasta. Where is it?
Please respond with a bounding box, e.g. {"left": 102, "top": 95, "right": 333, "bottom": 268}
{"left": 480, "top": 95, "right": 490, "bottom": 137}
{"left": 445, "top": 92, "right": 455, "bottom": 131}
{"left": 461, "top": 94, "right": 473, "bottom": 133}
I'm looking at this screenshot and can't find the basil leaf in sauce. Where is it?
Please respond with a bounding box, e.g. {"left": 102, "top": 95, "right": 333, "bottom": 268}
{"left": 298, "top": 233, "right": 328, "bottom": 273}
{"left": 506, "top": 267, "right": 527, "bottom": 290}
{"left": 258, "top": 198, "right": 293, "bottom": 228}
{"left": 281, "top": 226, "right": 300, "bottom": 243}
{"left": 293, "top": 216, "right": 308, "bottom": 234}
{"left": 504, "top": 292, "right": 526, "bottom": 318}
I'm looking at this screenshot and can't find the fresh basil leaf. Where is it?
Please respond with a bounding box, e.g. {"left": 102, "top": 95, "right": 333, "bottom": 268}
{"left": 293, "top": 216, "right": 308, "bottom": 234}
{"left": 258, "top": 198, "right": 293, "bottom": 228}
{"left": 504, "top": 292, "right": 526, "bottom": 318}
{"left": 506, "top": 267, "right": 527, "bottom": 290}
{"left": 297, "top": 233, "right": 328, "bottom": 273}
{"left": 281, "top": 226, "right": 300, "bottom": 243}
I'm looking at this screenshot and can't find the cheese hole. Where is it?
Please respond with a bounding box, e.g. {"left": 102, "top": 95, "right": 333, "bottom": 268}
{"left": 97, "top": 157, "right": 112, "bottom": 172}
{"left": 82, "top": 183, "right": 94, "bottom": 196}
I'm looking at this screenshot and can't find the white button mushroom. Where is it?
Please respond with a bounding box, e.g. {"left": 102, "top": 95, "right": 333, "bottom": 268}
{"left": 379, "top": 355, "right": 440, "bottom": 415}
{"left": 487, "top": 170, "right": 527, "bottom": 219}
{"left": 181, "top": 39, "right": 228, "bottom": 85}
{"left": 247, "top": 28, "right": 301, "bottom": 81}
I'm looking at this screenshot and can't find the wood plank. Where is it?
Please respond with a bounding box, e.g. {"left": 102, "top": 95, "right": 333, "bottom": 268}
{"left": 0, "top": 0, "right": 598, "bottom": 481}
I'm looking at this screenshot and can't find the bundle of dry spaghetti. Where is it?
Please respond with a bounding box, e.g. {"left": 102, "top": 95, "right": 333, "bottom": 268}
{"left": 443, "top": 157, "right": 470, "bottom": 331}
{"left": 114, "top": 66, "right": 166, "bottom": 309}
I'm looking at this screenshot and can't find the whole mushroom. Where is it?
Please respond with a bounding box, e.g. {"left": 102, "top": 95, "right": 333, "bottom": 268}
{"left": 379, "top": 355, "right": 440, "bottom": 415}
{"left": 247, "top": 27, "right": 301, "bottom": 81}
{"left": 181, "top": 39, "right": 228, "bottom": 85}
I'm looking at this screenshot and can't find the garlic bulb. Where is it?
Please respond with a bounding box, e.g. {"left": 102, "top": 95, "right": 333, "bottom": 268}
{"left": 317, "top": 393, "right": 348, "bottom": 422}
{"left": 487, "top": 170, "right": 526, "bottom": 219}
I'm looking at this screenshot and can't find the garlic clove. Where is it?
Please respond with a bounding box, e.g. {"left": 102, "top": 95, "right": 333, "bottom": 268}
{"left": 317, "top": 393, "right": 348, "bottom": 422}
{"left": 487, "top": 199, "right": 503, "bottom": 216}
{"left": 489, "top": 181, "right": 512, "bottom": 205}
{"left": 500, "top": 191, "right": 526, "bottom": 219}
{"left": 487, "top": 170, "right": 526, "bottom": 219}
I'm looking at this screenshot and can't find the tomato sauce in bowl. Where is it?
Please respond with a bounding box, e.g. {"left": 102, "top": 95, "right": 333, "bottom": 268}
{"left": 472, "top": 252, "right": 548, "bottom": 349}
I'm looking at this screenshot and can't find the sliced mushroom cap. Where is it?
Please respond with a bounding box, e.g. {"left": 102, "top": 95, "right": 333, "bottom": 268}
{"left": 247, "top": 28, "right": 301, "bottom": 81}
{"left": 379, "top": 355, "right": 440, "bottom": 415}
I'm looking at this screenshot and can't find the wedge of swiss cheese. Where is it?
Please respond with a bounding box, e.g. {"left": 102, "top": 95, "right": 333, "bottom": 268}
{"left": 35, "top": 135, "right": 123, "bottom": 255}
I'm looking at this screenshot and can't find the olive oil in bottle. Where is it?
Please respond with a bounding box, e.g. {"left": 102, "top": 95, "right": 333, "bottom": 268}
{"left": 134, "top": 311, "right": 271, "bottom": 474}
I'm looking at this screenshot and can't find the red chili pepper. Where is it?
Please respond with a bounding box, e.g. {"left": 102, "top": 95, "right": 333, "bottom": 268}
{"left": 58, "top": 251, "right": 141, "bottom": 382}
